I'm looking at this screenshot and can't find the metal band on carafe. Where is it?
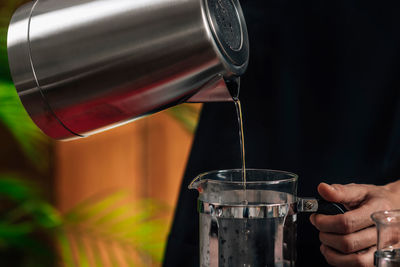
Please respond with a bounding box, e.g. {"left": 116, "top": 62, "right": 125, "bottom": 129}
{"left": 198, "top": 200, "right": 297, "bottom": 219}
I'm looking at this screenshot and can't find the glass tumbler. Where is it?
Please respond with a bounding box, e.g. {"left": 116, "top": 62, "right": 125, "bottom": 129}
{"left": 372, "top": 210, "right": 400, "bottom": 267}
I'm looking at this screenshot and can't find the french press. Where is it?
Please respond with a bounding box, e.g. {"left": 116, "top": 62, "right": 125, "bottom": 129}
{"left": 189, "top": 169, "right": 345, "bottom": 267}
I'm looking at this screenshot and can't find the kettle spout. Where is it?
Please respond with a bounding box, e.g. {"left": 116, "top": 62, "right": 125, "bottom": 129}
{"left": 187, "top": 76, "right": 240, "bottom": 103}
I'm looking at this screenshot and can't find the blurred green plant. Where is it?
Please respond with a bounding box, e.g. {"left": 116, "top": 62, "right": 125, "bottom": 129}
{"left": 0, "top": 174, "right": 61, "bottom": 267}
{"left": 0, "top": 81, "right": 50, "bottom": 172}
{"left": 0, "top": 175, "right": 169, "bottom": 267}
{"left": 0, "top": 1, "right": 198, "bottom": 266}
{"left": 0, "top": 2, "right": 59, "bottom": 265}
{"left": 166, "top": 104, "right": 202, "bottom": 134}
{"left": 0, "top": 1, "right": 50, "bottom": 173}
{"left": 59, "top": 191, "right": 169, "bottom": 267}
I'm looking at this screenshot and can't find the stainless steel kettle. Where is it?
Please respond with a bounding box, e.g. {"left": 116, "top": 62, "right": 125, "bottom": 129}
{"left": 7, "top": 0, "right": 249, "bottom": 140}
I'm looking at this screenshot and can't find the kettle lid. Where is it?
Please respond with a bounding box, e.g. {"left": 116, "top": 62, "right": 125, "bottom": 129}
{"left": 205, "top": 0, "right": 249, "bottom": 75}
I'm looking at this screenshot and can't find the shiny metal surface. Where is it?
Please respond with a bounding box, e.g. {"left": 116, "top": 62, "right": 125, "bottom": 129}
{"left": 199, "top": 198, "right": 328, "bottom": 219}
{"left": 297, "top": 198, "right": 318, "bottom": 213}
{"left": 199, "top": 200, "right": 297, "bottom": 219}
{"left": 7, "top": 0, "right": 249, "bottom": 140}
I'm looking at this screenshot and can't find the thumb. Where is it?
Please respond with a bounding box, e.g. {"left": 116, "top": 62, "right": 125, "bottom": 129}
{"left": 317, "top": 182, "right": 368, "bottom": 205}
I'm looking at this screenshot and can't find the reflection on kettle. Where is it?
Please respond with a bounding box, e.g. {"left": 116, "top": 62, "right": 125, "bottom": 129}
{"left": 7, "top": 0, "right": 249, "bottom": 140}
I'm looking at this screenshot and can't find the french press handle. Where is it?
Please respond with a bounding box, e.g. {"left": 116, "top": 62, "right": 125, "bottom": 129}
{"left": 298, "top": 198, "right": 346, "bottom": 215}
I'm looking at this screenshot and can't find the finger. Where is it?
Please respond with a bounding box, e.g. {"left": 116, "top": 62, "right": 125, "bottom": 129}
{"left": 319, "top": 227, "right": 376, "bottom": 254}
{"left": 312, "top": 204, "right": 377, "bottom": 234}
{"left": 318, "top": 183, "right": 369, "bottom": 206}
{"left": 320, "top": 244, "right": 375, "bottom": 267}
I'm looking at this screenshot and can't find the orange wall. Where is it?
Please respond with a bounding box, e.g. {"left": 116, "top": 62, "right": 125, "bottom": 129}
{"left": 55, "top": 105, "right": 200, "bottom": 216}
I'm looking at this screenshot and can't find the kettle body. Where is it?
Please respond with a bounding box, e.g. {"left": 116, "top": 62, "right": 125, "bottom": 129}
{"left": 7, "top": 0, "right": 249, "bottom": 140}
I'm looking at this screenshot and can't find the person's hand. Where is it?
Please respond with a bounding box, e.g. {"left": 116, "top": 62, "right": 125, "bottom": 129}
{"left": 309, "top": 181, "right": 400, "bottom": 267}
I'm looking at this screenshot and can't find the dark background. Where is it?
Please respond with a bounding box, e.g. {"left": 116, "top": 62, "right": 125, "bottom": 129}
{"left": 164, "top": 0, "right": 400, "bottom": 266}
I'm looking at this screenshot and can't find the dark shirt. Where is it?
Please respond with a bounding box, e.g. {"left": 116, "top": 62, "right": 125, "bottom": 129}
{"left": 163, "top": 0, "right": 400, "bottom": 266}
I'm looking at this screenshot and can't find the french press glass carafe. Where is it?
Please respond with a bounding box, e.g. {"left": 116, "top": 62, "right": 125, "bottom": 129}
{"left": 189, "top": 169, "right": 345, "bottom": 267}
